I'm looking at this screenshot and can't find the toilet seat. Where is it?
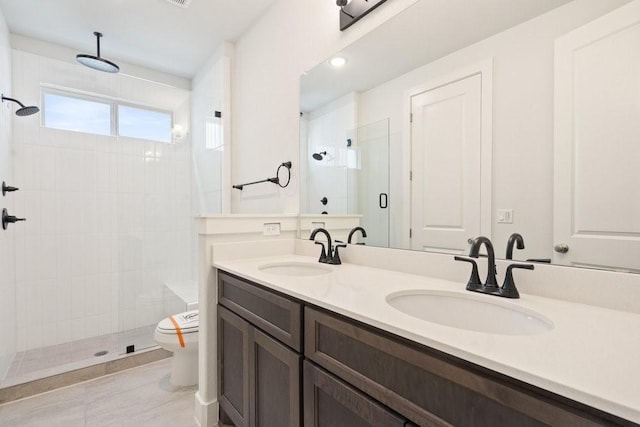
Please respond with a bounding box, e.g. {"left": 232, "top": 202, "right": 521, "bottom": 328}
{"left": 156, "top": 310, "right": 199, "bottom": 335}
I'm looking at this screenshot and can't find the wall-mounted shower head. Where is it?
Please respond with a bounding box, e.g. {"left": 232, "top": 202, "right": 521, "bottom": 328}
{"left": 76, "top": 32, "right": 120, "bottom": 73}
{"left": 1, "top": 95, "right": 40, "bottom": 117}
{"left": 312, "top": 151, "right": 327, "bottom": 161}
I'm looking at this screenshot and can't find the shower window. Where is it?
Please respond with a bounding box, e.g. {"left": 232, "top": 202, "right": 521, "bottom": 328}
{"left": 43, "top": 92, "right": 112, "bottom": 136}
{"left": 42, "top": 89, "right": 173, "bottom": 143}
{"left": 118, "top": 105, "right": 171, "bottom": 143}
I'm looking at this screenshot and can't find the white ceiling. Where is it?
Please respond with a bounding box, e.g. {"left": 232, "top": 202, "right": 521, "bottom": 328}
{"left": 0, "top": 0, "right": 277, "bottom": 78}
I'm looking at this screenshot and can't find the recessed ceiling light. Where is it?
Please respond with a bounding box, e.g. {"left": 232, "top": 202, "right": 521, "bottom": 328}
{"left": 329, "top": 56, "right": 347, "bottom": 68}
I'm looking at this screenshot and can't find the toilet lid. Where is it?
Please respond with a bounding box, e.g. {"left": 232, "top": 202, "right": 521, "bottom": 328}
{"left": 157, "top": 310, "right": 199, "bottom": 334}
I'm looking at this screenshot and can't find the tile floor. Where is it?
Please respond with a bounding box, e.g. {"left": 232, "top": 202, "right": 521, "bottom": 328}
{"left": 2, "top": 325, "right": 157, "bottom": 388}
{"left": 0, "top": 358, "right": 198, "bottom": 427}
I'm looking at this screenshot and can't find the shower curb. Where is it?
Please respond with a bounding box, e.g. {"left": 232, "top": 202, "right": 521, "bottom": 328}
{"left": 0, "top": 347, "right": 171, "bottom": 404}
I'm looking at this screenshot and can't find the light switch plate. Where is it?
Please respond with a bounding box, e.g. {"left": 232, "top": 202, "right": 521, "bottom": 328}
{"left": 497, "top": 209, "right": 514, "bottom": 224}
{"left": 263, "top": 223, "right": 281, "bottom": 236}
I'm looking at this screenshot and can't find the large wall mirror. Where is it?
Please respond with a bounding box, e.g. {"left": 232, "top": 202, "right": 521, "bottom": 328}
{"left": 299, "top": 0, "right": 640, "bottom": 273}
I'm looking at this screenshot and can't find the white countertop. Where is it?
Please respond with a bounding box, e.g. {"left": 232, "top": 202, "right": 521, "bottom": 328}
{"left": 214, "top": 253, "right": 640, "bottom": 424}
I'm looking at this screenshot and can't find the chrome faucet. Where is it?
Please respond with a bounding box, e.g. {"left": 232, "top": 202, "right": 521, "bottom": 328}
{"left": 310, "top": 228, "right": 346, "bottom": 265}
{"left": 347, "top": 226, "right": 367, "bottom": 245}
{"left": 506, "top": 233, "right": 525, "bottom": 260}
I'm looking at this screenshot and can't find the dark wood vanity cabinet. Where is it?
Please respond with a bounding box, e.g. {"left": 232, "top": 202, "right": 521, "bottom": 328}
{"left": 218, "top": 271, "right": 636, "bottom": 427}
{"left": 303, "top": 361, "right": 412, "bottom": 427}
{"left": 305, "top": 307, "right": 635, "bottom": 427}
{"left": 218, "top": 272, "right": 302, "bottom": 427}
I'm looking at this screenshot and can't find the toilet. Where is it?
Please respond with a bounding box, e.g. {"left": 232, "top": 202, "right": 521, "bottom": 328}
{"left": 154, "top": 310, "right": 199, "bottom": 386}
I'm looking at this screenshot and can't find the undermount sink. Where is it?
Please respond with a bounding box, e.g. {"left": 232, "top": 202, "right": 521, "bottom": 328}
{"left": 386, "top": 290, "right": 553, "bottom": 335}
{"left": 258, "top": 262, "right": 333, "bottom": 277}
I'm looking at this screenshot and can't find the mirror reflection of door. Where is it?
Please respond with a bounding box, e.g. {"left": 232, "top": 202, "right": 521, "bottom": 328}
{"left": 554, "top": 1, "right": 640, "bottom": 271}
{"left": 409, "top": 65, "right": 492, "bottom": 253}
{"left": 353, "top": 119, "right": 390, "bottom": 247}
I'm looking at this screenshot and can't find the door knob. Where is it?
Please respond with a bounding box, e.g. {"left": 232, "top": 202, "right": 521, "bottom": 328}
{"left": 554, "top": 243, "right": 569, "bottom": 253}
{"left": 2, "top": 208, "right": 26, "bottom": 230}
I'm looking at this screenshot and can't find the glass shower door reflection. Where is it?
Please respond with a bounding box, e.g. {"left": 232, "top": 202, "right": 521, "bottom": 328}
{"left": 350, "top": 119, "right": 390, "bottom": 247}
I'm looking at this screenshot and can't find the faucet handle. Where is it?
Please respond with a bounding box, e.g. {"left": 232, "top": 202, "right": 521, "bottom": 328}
{"left": 329, "top": 243, "right": 347, "bottom": 265}
{"left": 500, "top": 263, "right": 534, "bottom": 299}
{"left": 454, "top": 256, "right": 482, "bottom": 291}
{"left": 314, "top": 241, "right": 328, "bottom": 263}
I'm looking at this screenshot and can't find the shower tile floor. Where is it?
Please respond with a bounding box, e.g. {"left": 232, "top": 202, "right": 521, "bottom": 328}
{"left": 1, "top": 325, "right": 157, "bottom": 388}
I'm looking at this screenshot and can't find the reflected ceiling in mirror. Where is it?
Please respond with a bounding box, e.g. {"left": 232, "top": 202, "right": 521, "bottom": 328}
{"left": 301, "top": 0, "right": 573, "bottom": 111}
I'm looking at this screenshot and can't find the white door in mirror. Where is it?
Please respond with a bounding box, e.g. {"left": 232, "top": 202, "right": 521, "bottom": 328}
{"left": 410, "top": 72, "right": 485, "bottom": 253}
{"left": 554, "top": 2, "right": 640, "bottom": 271}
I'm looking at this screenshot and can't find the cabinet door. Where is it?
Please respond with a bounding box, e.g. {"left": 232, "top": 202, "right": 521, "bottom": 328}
{"left": 303, "top": 361, "right": 407, "bottom": 427}
{"left": 218, "top": 305, "right": 251, "bottom": 427}
{"left": 250, "top": 329, "right": 301, "bottom": 427}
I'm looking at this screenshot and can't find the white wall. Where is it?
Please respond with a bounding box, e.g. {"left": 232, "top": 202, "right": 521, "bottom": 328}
{"left": 11, "top": 44, "right": 193, "bottom": 352}
{"left": 356, "top": 0, "right": 621, "bottom": 260}
{"left": 231, "top": 0, "right": 421, "bottom": 214}
{"left": 0, "top": 6, "right": 15, "bottom": 380}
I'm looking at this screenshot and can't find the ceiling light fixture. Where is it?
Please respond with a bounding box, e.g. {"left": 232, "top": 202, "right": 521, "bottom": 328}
{"left": 76, "top": 32, "right": 120, "bottom": 73}
{"left": 329, "top": 56, "right": 347, "bottom": 68}
{"left": 337, "top": 0, "right": 389, "bottom": 31}
{"left": 336, "top": 0, "right": 355, "bottom": 18}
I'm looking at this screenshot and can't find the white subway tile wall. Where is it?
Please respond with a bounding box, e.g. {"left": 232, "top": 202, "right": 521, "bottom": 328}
{"left": 11, "top": 49, "right": 194, "bottom": 352}
{"left": 304, "top": 94, "right": 357, "bottom": 215}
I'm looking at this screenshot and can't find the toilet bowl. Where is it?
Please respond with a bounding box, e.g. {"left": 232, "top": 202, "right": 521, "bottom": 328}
{"left": 154, "top": 310, "right": 199, "bottom": 386}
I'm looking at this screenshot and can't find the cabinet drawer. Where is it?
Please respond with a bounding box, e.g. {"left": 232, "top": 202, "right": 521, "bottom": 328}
{"left": 304, "top": 361, "right": 408, "bottom": 427}
{"left": 219, "top": 271, "right": 303, "bottom": 352}
{"left": 305, "top": 307, "right": 620, "bottom": 427}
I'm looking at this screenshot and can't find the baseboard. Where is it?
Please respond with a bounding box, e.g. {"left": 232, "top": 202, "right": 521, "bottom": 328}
{"left": 194, "top": 391, "right": 219, "bottom": 426}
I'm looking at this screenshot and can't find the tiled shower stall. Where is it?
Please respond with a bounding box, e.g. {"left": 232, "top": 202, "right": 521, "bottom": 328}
{"left": 2, "top": 48, "right": 194, "bottom": 384}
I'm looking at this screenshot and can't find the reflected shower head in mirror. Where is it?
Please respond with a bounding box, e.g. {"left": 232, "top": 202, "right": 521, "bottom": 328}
{"left": 312, "top": 151, "right": 327, "bottom": 161}
{"left": 76, "top": 32, "right": 120, "bottom": 73}
{"left": 1, "top": 95, "right": 40, "bottom": 116}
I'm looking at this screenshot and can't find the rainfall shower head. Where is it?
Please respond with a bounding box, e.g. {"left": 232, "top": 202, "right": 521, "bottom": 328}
{"left": 312, "top": 151, "right": 327, "bottom": 161}
{"left": 76, "top": 32, "right": 120, "bottom": 73}
{"left": 1, "top": 95, "right": 40, "bottom": 117}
